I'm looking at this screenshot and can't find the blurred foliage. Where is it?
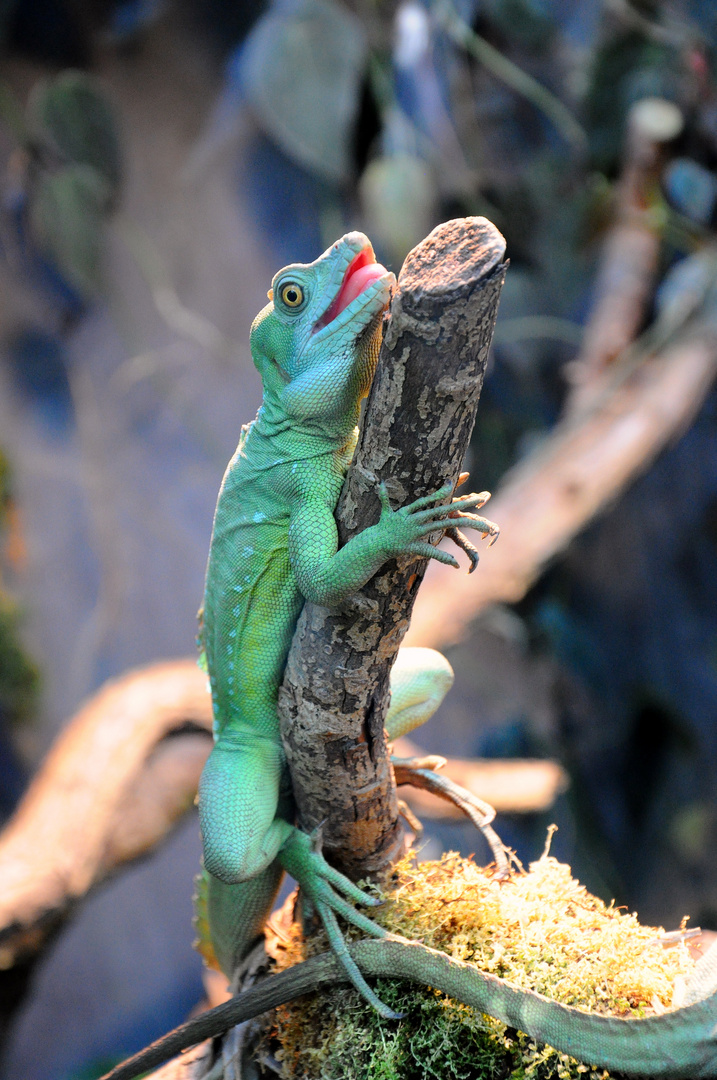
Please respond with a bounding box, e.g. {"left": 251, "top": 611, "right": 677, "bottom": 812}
{"left": 239, "top": 0, "right": 367, "bottom": 183}
{"left": 27, "top": 71, "right": 122, "bottom": 196}
{"left": 1, "top": 69, "right": 121, "bottom": 301}
{"left": 25, "top": 70, "right": 121, "bottom": 299}
{"left": 0, "top": 450, "right": 39, "bottom": 732}
{"left": 0, "top": 593, "right": 39, "bottom": 730}
{"left": 584, "top": 30, "right": 681, "bottom": 170}
{"left": 359, "top": 154, "right": 435, "bottom": 266}
{"left": 29, "top": 163, "right": 111, "bottom": 299}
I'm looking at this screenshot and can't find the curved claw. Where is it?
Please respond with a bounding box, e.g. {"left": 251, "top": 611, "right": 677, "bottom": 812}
{"left": 449, "top": 511, "right": 500, "bottom": 547}
{"left": 453, "top": 489, "right": 491, "bottom": 512}
{"left": 445, "top": 526, "right": 480, "bottom": 573}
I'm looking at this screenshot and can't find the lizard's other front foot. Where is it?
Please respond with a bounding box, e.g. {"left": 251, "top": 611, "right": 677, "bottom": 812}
{"left": 278, "top": 827, "right": 404, "bottom": 1020}
{"left": 394, "top": 762, "right": 511, "bottom": 881}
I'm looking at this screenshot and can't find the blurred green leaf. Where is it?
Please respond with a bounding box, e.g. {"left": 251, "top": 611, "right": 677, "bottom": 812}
{"left": 0, "top": 80, "right": 28, "bottom": 144}
{"left": 655, "top": 247, "right": 717, "bottom": 328}
{"left": 359, "top": 154, "right": 435, "bottom": 267}
{"left": 0, "top": 447, "right": 10, "bottom": 525}
{"left": 29, "top": 164, "right": 110, "bottom": 297}
{"left": 0, "top": 449, "right": 39, "bottom": 729}
{"left": 0, "top": 593, "right": 39, "bottom": 728}
{"left": 28, "top": 70, "right": 122, "bottom": 200}
{"left": 241, "top": 0, "right": 367, "bottom": 183}
{"left": 668, "top": 801, "right": 714, "bottom": 863}
{"left": 664, "top": 158, "right": 717, "bottom": 225}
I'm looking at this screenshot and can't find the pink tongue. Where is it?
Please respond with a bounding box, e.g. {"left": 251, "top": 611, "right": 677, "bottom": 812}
{"left": 333, "top": 262, "right": 388, "bottom": 318}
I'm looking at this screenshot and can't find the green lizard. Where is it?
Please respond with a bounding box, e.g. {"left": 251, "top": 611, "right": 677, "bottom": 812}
{"left": 195, "top": 231, "right": 498, "bottom": 1016}
{"left": 103, "top": 232, "right": 717, "bottom": 1080}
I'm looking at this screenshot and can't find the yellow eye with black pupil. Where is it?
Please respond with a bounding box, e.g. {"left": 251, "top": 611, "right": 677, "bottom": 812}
{"left": 281, "top": 283, "right": 304, "bottom": 307}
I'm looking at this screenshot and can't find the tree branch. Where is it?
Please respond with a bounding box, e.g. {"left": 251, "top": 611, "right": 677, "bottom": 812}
{"left": 0, "top": 660, "right": 212, "bottom": 968}
{"left": 278, "top": 217, "right": 507, "bottom": 879}
{"left": 567, "top": 96, "right": 684, "bottom": 407}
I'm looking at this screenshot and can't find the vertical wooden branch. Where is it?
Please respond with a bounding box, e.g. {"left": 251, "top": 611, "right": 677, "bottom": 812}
{"left": 278, "top": 217, "right": 507, "bottom": 879}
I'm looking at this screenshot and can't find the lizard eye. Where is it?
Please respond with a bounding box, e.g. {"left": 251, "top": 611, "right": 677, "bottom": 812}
{"left": 280, "top": 283, "right": 304, "bottom": 308}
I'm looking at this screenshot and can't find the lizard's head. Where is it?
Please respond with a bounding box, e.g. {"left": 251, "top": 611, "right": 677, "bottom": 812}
{"left": 250, "top": 232, "right": 395, "bottom": 404}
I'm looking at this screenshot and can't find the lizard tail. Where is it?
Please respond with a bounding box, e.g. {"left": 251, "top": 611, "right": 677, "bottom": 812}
{"left": 192, "top": 867, "right": 220, "bottom": 971}
{"left": 194, "top": 860, "right": 285, "bottom": 977}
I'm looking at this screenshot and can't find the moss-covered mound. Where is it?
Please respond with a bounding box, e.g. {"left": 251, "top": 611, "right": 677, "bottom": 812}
{"left": 268, "top": 851, "right": 695, "bottom": 1080}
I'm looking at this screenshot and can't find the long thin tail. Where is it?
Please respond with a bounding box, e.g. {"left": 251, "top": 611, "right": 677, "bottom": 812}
{"left": 194, "top": 860, "right": 285, "bottom": 977}
{"left": 102, "top": 937, "right": 717, "bottom": 1080}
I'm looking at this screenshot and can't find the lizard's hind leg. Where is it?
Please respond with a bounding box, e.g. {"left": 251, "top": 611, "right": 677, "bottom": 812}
{"left": 198, "top": 734, "right": 292, "bottom": 883}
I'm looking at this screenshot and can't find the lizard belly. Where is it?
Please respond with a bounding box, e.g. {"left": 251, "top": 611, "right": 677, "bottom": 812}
{"left": 203, "top": 524, "right": 304, "bottom": 739}
{"left": 199, "top": 520, "right": 303, "bottom": 884}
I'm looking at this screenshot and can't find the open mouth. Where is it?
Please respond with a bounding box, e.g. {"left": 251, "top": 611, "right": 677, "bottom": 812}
{"left": 313, "top": 247, "right": 389, "bottom": 332}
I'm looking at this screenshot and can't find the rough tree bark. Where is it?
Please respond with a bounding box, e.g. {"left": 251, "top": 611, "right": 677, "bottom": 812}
{"left": 278, "top": 217, "right": 507, "bottom": 880}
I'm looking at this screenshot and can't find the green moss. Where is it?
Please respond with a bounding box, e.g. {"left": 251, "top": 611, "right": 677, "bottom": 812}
{"left": 269, "top": 852, "right": 695, "bottom": 1080}
{"left": 274, "top": 977, "right": 512, "bottom": 1080}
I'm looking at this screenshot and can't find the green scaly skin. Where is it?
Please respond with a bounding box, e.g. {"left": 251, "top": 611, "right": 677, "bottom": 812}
{"left": 197, "top": 232, "right": 495, "bottom": 1016}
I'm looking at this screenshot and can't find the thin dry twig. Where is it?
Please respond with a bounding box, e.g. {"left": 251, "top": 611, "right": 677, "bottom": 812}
{"left": 567, "top": 96, "right": 684, "bottom": 406}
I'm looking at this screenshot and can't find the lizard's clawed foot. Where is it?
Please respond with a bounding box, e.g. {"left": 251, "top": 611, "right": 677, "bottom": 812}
{"left": 278, "top": 827, "right": 403, "bottom": 1019}
{"left": 394, "top": 764, "right": 511, "bottom": 881}
{"left": 448, "top": 490, "right": 500, "bottom": 548}
{"left": 375, "top": 481, "right": 499, "bottom": 572}
{"left": 451, "top": 475, "right": 500, "bottom": 553}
